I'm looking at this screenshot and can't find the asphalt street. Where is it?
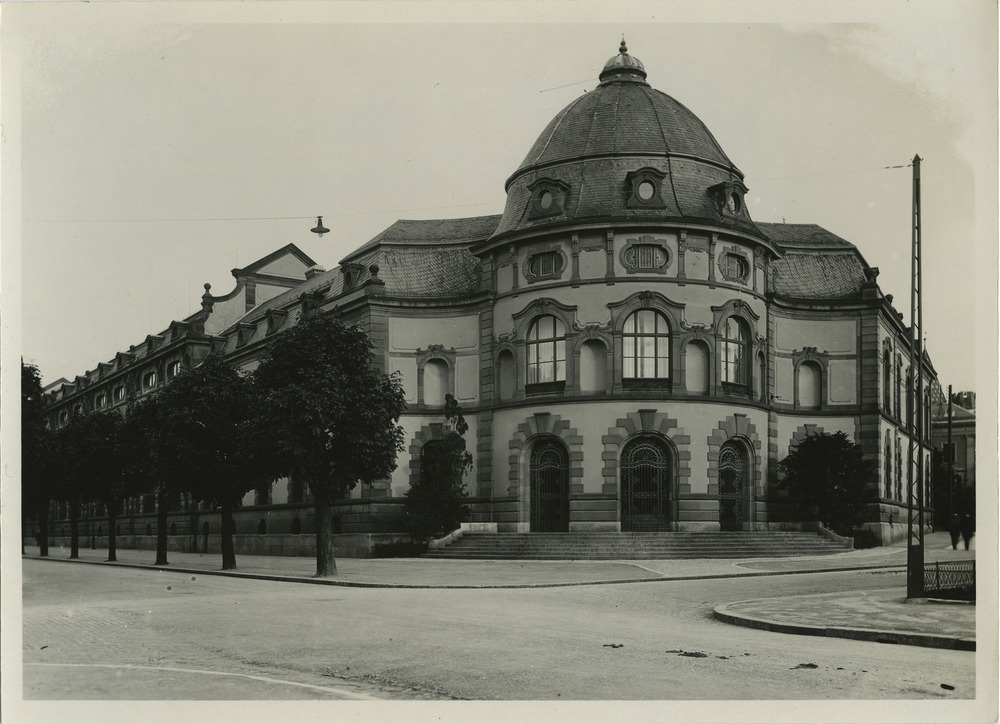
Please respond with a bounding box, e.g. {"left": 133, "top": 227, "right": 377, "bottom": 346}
{"left": 20, "top": 557, "right": 975, "bottom": 705}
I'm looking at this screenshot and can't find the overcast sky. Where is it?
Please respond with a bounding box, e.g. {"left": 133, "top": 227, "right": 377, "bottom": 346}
{"left": 5, "top": 1, "right": 995, "bottom": 394}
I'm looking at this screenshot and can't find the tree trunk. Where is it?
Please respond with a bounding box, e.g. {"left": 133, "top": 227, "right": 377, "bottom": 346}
{"left": 69, "top": 499, "right": 80, "bottom": 559}
{"left": 155, "top": 485, "right": 169, "bottom": 566}
{"left": 189, "top": 504, "right": 200, "bottom": 554}
{"left": 106, "top": 499, "right": 118, "bottom": 562}
{"left": 36, "top": 501, "right": 50, "bottom": 557}
{"left": 314, "top": 496, "right": 338, "bottom": 577}
{"left": 220, "top": 501, "right": 237, "bottom": 570}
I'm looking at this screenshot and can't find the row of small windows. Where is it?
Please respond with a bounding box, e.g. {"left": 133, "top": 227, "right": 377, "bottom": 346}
{"left": 882, "top": 348, "right": 931, "bottom": 435}
{"left": 527, "top": 172, "right": 746, "bottom": 220}
{"left": 54, "top": 360, "right": 183, "bottom": 422}
{"left": 524, "top": 246, "right": 748, "bottom": 282}
{"left": 520, "top": 311, "right": 754, "bottom": 391}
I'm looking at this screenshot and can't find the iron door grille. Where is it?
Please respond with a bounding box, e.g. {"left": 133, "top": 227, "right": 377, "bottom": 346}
{"left": 621, "top": 438, "right": 671, "bottom": 531}
{"left": 530, "top": 440, "right": 570, "bottom": 532}
{"left": 718, "top": 444, "right": 744, "bottom": 531}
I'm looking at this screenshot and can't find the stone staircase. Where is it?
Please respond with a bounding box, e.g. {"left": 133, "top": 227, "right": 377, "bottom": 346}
{"left": 422, "top": 531, "right": 848, "bottom": 560}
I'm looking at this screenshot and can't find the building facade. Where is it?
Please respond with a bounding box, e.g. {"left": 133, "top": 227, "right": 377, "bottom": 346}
{"left": 41, "top": 44, "right": 937, "bottom": 550}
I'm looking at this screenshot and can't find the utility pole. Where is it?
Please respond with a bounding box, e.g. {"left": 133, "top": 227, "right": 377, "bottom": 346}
{"left": 907, "top": 154, "right": 925, "bottom": 599}
{"left": 947, "top": 384, "right": 954, "bottom": 518}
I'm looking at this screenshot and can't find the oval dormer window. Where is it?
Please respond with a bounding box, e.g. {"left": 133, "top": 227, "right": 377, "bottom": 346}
{"left": 526, "top": 251, "right": 564, "bottom": 280}
{"left": 637, "top": 180, "right": 656, "bottom": 201}
{"left": 527, "top": 178, "right": 569, "bottom": 219}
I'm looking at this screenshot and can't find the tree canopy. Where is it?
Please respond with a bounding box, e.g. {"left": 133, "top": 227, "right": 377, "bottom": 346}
{"left": 776, "top": 431, "right": 875, "bottom": 534}
{"left": 22, "top": 361, "right": 54, "bottom": 555}
{"left": 403, "top": 394, "right": 472, "bottom": 541}
{"left": 254, "top": 311, "right": 407, "bottom": 576}
{"left": 137, "top": 353, "right": 271, "bottom": 569}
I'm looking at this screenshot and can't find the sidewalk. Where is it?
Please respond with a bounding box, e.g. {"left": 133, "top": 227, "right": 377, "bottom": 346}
{"left": 22, "top": 531, "right": 976, "bottom": 649}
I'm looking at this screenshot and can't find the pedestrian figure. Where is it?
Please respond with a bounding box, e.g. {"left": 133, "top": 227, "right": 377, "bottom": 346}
{"left": 948, "top": 514, "right": 961, "bottom": 550}
{"left": 960, "top": 513, "right": 975, "bottom": 551}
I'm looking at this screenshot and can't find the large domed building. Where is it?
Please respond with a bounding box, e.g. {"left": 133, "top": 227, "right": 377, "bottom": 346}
{"left": 42, "top": 43, "right": 936, "bottom": 552}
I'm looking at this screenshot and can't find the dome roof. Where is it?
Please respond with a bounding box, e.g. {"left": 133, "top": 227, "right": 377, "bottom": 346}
{"left": 508, "top": 42, "right": 737, "bottom": 187}
{"left": 490, "top": 43, "right": 759, "bottom": 242}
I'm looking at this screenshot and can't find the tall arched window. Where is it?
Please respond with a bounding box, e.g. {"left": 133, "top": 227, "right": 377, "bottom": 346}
{"left": 721, "top": 316, "right": 749, "bottom": 388}
{"left": 622, "top": 310, "right": 670, "bottom": 384}
{"left": 883, "top": 349, "right": 891, "bottom": 410}
{"left": 526, "top": 315, "right": 566, "bottom": 387}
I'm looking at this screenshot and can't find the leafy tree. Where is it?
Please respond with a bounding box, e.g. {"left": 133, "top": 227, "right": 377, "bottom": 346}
{"left": 50, "top": 423, "right": 86, "bottom": 559}
{"left": 403, "top": 394, "right": 472, "bottom": 540}
{"left": 122, "top": 395, "right": 176, "bottom": 565}
{"left": 139, "top": 354, "right": 271, "bottom": 570}
{"left": 776, "top": 431, "right": 875, "bottom": 535}
{"left": 62, "top": 410, "right": 133, "bottom": 562}
{"left": 254, "top": 311, "right": 407, "bottom": 577}
{"left": 22, "top": 361, "right": 54, "bottom": 556}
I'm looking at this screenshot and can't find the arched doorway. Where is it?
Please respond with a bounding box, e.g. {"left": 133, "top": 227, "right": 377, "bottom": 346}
{"left": 530, "top": 438, "right": 569, "bottom": 532}
{"left": 718, "top": 441, "right": 749, "bottom": 531}
{"left": 620, "top": 436, "right": 672, "bottom": 531}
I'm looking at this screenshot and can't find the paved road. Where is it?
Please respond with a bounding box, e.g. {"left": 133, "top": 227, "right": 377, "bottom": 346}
{"left": 21, "top": 558, "right": 975, "bottom": 704}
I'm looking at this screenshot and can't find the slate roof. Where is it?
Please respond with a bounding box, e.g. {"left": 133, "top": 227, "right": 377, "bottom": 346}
{"left": 491, "top": 50, "right": 761, "bottom": 241}
{"left": 228, "top": 216, "right": 499, "bottom": 335}
{"left": 769, "top": 249, "right": 869, "bottom": 300}
{"left": 756, "top": 222, "right": 855, "bottom": 250}
{"left": 513, "top": 72, "right": 735, "bottom": 181}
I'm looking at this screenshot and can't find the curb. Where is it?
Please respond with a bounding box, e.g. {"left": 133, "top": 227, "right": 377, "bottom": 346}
{"left": 22, "top": 554, "right": 909, "bottom": 590}
{"left": 713, "top": 603, "right": 976, "bottom": 651}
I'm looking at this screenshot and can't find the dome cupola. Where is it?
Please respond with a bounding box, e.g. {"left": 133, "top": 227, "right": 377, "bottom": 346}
{"left": 487, "top": 42, "right": 762, "bottom": 243}
{"left": 598, "top": 40, "right": 647, "bottom": 83}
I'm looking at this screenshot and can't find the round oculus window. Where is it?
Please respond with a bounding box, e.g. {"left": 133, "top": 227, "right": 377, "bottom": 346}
{"left": 538, "top": 190, "right": 554, "bottom": 211}
{"left": 637, "top": 180, "right": 656, "bottom": 201}
{"left": 727, "top": 193, "right": 741, "bottom": 214}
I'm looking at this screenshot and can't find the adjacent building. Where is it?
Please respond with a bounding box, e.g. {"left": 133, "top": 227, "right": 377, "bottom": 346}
{"left": 40, "top": 43, "right": 939, "bottom": 551}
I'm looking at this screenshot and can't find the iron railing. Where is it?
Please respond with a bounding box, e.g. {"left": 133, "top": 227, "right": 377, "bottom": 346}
{"left": 923, "top": 560, "right": 975, "bottom": 601}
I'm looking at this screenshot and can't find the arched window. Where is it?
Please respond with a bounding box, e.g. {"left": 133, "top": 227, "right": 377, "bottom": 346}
{"left": 622, "top": 310, "right": 670, "bottom": 384}
{"left": 721, "top": 316, "right": 749, "bottom": 388}
{"left": 526, "top": 315, "right": 566, "bottom": 388}
{"left": 423, "top": 359, "right": 448, "bottom": 407}
{"left": 798, "top": 361, "right": 822, "bottom": 409}
{"left": 685, "top": 340, "right": 710, "bottom": 395}
{"left": 882, "top": 349, "right": 891, "bottom": 410}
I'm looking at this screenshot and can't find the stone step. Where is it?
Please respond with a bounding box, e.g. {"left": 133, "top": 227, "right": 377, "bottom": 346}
{"left": 423, "top": 532, "right": 847, "bottom": 560}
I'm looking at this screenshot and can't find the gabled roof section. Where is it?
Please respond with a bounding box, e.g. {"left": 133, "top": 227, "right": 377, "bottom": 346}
{"left": 235, "top": 243, "right": 317, "bottom": 277}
